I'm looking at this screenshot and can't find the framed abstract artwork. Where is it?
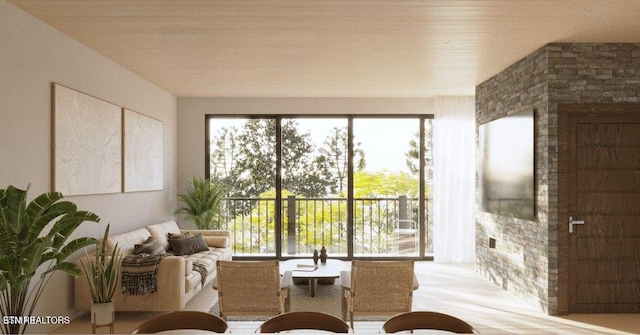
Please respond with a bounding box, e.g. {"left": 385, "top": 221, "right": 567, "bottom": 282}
{"left": 52, "top": 83, "right": 122, "bottom": 196}
{"left": 123, "top": 109, "right": 164, "bottom": 192}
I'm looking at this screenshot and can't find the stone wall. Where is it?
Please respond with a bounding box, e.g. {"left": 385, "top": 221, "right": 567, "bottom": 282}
{"left": 475, "top": 43, "right": 640, "bottom": 315}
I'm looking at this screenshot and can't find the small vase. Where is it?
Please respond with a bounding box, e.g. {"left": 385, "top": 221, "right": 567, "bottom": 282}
{"left": 313, "top": 250, "right": 319, "bottom": 264}
{"left": 320, "top": 246, "right": 327, "bottom": 263}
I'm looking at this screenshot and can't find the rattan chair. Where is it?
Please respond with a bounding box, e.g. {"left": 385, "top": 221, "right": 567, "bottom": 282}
{"left": 214, "top": 260, "right": 292, "bottom": 320}
{"left": 256, "top": 311, "right": 351, "bottom": 333}
{"left": 130, "top": 311, "right": 229, "bottom": 334}
{"left": 340, "top": 260, "right": 416, "bottom": 329}
{"left": 381, "top": 311, "right": 478, "bottom": 334}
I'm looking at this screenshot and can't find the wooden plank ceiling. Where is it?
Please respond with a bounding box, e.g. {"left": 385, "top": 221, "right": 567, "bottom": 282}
{"left": 8, "top": 0, "right": 640, "bottom": 97}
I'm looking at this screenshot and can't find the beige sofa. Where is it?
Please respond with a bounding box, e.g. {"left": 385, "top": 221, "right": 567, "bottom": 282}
{"left": 74, "top": 220, "right": 232, "bottom": 312}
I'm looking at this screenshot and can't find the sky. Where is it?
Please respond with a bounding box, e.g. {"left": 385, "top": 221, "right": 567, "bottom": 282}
{"left": 296, "top": 118, "right": 418, "bottom": 173}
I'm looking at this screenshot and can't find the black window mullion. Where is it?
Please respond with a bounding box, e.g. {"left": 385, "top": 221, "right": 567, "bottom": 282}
{"left": 347, "top": 117, "right": 354, "bottom": 258}
{"left": 275, "top": 117, "right": 283, "bottom": 258}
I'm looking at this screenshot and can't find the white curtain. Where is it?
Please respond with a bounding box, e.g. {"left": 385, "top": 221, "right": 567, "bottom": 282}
{"left": 432, "top": 96, "right": 476, "bottom": 263}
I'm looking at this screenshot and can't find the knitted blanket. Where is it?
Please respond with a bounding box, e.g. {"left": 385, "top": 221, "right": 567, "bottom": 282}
{"left": 192, "top": 261, "right": 208, "bottom": 287}
{"left": 121, "top": 254, "right": 167, "bottom": 296}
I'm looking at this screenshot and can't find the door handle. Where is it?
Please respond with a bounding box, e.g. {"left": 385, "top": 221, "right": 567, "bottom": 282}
{"left": 569, "top": 216, "right": 585, "bottom": 233}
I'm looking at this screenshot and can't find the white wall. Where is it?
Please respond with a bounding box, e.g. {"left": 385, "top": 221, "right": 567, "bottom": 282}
{"left": 177, "top": 97, "right": 435, "bottom": 211}
{"left": 0, "top": 1, "right": 177, "bottom": 332}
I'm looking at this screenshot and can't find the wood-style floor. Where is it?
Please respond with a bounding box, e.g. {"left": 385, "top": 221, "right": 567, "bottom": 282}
{"left": 53, "top": 262, "right": 640, "bottom": 334}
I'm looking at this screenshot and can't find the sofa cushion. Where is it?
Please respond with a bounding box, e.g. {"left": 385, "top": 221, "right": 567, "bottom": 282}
{"left": 183, "top": 247, "right": 231, "bottom": 293}
{"left": 105, "top": 227, "right": 151, "bottom": 256}
{"left": 134, "top": 236, "right": 166, "bottom": 255}
{"left": 169, "top": 234, "right": 209, "bottom": 256}
{"left": 203, "top": 235, "right": 230, "bottom": 248}
{"left": 146, "top": 221, "right": 181, "bottom": 251}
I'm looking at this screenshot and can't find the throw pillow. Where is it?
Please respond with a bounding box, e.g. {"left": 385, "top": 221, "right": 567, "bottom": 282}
{"left": 133, "top": 236, "right": 165, "bottom": 256}
{"left": 168, "top": 234, "right": 209, "bottom": 256}
{"left": 167, "top": 231, "right": 193, "bottom": 240}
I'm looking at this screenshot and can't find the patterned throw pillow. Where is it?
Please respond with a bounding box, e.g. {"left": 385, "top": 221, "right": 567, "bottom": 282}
{"left": 133, "top": 236, "right": 166, "bottom": 255}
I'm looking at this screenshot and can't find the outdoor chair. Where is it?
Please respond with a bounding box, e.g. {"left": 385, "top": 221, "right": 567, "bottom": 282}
{"left": 214, "top": 260, "right": 292, "bottom": 320}
{"left": 381, "top": 311, "right": 478, "bottom": 334}
{"left": 340, "top": 260, "right": 417, "bottom": 329}
{"left": 256, "top": 311, "right": 350, "bottom": 333}
{"left": 130, "top": 311, "right": 229, "bottom": 334}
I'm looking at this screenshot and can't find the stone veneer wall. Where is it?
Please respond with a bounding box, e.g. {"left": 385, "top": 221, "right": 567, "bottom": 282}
{"left": 475, "top": 43, "right": 640, "bottom": 315}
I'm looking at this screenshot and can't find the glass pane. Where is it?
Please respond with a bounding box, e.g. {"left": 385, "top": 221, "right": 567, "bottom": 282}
{"left": 208, "top": 118, "right": 276, "bottom": 256}
{"left": 281, "top": 118, "right": 349, "bottom": 257}
{"left": 352, "top": 118, "right": 420, "bottom": 257}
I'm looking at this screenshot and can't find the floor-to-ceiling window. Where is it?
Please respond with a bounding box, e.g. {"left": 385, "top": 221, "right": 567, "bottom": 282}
{"left": 206, "top": 115, "right": 433, "bottom": 259}
{"left": 207, "top": 117, "right": 278, "bottom": 255}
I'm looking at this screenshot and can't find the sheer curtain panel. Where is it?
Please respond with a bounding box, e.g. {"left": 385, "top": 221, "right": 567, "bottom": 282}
{"left": 432, "top": 96, "right": 476, "bottom": 263}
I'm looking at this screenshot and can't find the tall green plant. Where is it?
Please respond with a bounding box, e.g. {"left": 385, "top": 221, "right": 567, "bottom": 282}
{"left": 0, "top": 185, "right": 100, "bottom": 335}
{"left": 174, "top": 177, "right": 227, "bottom": 229}
{"left": 80, "top": 224, "right": 121, "bottom": 303}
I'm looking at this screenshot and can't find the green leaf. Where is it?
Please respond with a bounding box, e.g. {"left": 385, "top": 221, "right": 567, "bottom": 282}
{"left": 0, "top": 188, "right": 12, "bottom": 248}
{"left": 0, "top": 274, "right": 6, "bottom": 291}
{"left": 27, "top": 197, "right": 75, "bottom": 241}
{"left": 19, "top": 238, "right": 51, "bottom": 276}
{"left": 3, "top": 186, "right": 28, "bottom": 235}
{"left": 49, "top": 211, "right": 100, "bottom": 249}
{"left": 56, "top": 237, "right": 98, "bottom": 261}
{"left": 41, "top": 261, "right": 82, "bottom": 278}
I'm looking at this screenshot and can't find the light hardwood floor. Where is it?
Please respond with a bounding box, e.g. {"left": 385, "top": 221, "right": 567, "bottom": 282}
{"left": 53, "top": 262, "right": 639, "bottom": 334}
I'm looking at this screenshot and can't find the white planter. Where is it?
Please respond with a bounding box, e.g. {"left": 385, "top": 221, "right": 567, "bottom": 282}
{"left": 91, "top": 301, "right": 114, "bottom": 326}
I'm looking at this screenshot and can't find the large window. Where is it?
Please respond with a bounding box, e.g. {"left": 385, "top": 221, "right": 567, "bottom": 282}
{"left": 206, "top": 115, "right": 433, "bottom": 258}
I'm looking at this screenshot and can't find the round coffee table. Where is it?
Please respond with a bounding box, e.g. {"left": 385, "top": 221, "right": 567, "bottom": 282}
{"left": 279, "top": 259, "right": 348, "bottom": 297}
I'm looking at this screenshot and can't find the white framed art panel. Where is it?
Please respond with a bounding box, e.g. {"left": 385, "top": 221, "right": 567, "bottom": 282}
{"left": 52, "top": 83, "right": 122, "bottom": 196}
{"left": 123, "top": 109, "right": 163, "bottom": 192}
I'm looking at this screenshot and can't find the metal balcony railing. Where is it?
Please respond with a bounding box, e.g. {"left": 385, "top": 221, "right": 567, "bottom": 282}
{"left": 216, "top": 196, "right": 432, "bottom": 257}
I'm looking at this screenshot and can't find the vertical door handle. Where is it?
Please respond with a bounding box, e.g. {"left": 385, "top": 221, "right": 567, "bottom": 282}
{"left": 569, "top": 216, "right": 585, "bottom": 233}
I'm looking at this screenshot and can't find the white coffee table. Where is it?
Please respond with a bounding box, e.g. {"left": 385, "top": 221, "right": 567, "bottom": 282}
{"left": 279, "top": 259, "right": 349, "bottom": 297}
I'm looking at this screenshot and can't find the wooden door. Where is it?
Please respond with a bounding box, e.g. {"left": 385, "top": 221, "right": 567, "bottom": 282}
{"left": 560, "top": 104, "right": 640, "bottom": 313}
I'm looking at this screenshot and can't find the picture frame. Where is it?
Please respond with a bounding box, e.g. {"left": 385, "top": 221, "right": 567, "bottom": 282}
{"left": 52, "top": 83, "right": 122, "bottom": 196}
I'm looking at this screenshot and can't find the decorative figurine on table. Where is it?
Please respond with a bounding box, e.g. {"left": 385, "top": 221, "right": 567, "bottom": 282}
{"left": 320, "top": 245, "right": 327, "bottom": 263}
{"left": 313, "top": 250, "right": 319, "bottom": 265}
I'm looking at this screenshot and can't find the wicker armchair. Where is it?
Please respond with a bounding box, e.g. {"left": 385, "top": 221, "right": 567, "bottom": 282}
{"left": 381, "top": 311, "right": 478, "bottom": 334}
{"left": 257, "top": 311, "right": 350, "bottom": 333}
{"left": 130, "top": 311, "right": 228, "bottom": 334}
{"left": 339, "top": 260, "right": 416, "bottom": 328}
{"left": 214, "top": 260, "right": 292, "bottom": 320}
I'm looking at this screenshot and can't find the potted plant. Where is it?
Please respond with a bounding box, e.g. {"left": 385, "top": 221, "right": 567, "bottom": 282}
{"left": 79, "top": 224, "right": 122, "bottom": 330}
{"left": 174, "top": 177, "right": 227, "bottom": 229}
{"left": 0, "top": 185, "right": 100, "bottom": 335}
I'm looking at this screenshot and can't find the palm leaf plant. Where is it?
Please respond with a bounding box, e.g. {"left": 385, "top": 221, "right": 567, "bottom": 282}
{"left": 0, "top": 185, "right": 100, "bottom": 335}
{"left": 174, "top": 177, "right": 227, "bottom": 229}
{"left": 80, "top": 224, "right": 121, "bottom": 304}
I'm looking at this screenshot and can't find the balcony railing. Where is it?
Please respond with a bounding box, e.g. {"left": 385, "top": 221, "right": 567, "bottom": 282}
{"left": 216, "top": 196, "right": 433, "bottom": 257}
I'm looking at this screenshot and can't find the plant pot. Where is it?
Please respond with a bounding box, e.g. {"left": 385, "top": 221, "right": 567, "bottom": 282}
{"left": 91, "top": 301, "right": 114, "bottom": 326}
